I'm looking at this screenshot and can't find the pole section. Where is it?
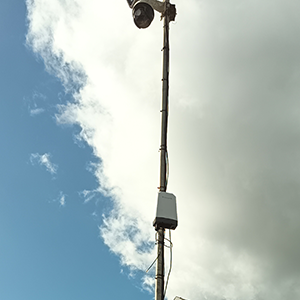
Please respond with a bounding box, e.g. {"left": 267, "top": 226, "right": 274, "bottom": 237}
{"left": 155, "top": 1, "right": 170, "bottom": 300}
{"left": 159, "top": 0, "right": 170, "bottom": 194}
{"left": 155, "top": 227, "right": 165, "bottom": 300}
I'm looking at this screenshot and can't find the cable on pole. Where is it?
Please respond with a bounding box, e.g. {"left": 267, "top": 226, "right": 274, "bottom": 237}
{"left": 163, "top": 229, "right": 173, "bottom": 299}
{"left": 146, "top": 249, "right": 162, "bottom": 273}
{"left": 165, "top": 151, "right": 169, "bottom": 189}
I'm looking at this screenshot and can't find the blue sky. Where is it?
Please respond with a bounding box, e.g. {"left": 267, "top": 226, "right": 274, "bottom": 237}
{"left": 0, "top": 1, "right": 151, "bottom": 299}
{"left": 3, "top": 0, "right": 300, "bottom": 299}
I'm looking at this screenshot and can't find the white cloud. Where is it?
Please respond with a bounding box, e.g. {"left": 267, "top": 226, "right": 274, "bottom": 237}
{"left": 32, "top": 90, "right": 47, "bottom": 101}
{"left": 30, "top": 107, "right": 45, "bottom": 116}
{"left": 30, "top": 153, "right": 58, "bottom": 175}
{"left": 26, "top": 0, "right": 300, "bottom": 299}
{"left": 26, "top": 90, "right": 47, "bottom": 116}
{"left": 58, "top": 191, "right": 66, "bottom": 206}
{"left": 79, "top": 189, "right": 98, "bottom": 203}
{"left": 50, "top": 191, "right": 67, "bottom": 206}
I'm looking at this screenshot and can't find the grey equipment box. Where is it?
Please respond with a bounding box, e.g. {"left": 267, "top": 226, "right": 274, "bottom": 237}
{"left": 153, "top": 192, "right": 178, "bottom": 230}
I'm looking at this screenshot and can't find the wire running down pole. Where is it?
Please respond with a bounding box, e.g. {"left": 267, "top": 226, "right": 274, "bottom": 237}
{"left": 155, "top": 1, "right": 175, "bottom": 300}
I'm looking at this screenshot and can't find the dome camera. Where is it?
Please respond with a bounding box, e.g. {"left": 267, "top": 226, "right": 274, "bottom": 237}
{"left": 127, "top": 0, "right": 167, "bottom": 29}
{"left": 132, "top": 2, "right": 154, "bottom": 29}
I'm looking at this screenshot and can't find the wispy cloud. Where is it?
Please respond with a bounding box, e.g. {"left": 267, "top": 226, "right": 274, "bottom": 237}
{"left": 79, "top": 189, "right": 98, "bottom": 203}
{"left": 58, "top": 191, "right": 66, "bottom": 207}
{"left": 30, "top": 153, "right": 58, "bottom": 175}
{"left": 32, "top": 90, "right": 47, "bottom": 101}
{"left": 49, "top": 191, "right": 66, "bottom": 207}
{"left": 25, "top": 90, "right": 47, "bottom": 116}
{"left": 29, "top": 107, "right": 45, "bottom": 116}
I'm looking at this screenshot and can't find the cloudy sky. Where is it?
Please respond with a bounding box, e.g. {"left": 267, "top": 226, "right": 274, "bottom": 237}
{"left": 2, "top": 0, "right": 300, "bottom": 299}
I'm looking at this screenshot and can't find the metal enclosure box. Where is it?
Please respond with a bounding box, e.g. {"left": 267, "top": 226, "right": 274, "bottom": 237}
{"left": 153, "top": 192, "right": 178, "bottom": 230}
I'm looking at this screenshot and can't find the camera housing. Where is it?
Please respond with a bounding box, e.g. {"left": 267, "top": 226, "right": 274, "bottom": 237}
{"left": 133, "top": 2, "right": 154, "bottom": 28}
{"left": 126, "top": 0, "right": 166, "bottom": 29}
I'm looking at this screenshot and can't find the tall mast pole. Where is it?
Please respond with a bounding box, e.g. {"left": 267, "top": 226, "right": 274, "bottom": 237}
{"left": 155, "top": 1, "right": 175, "bottom": 300}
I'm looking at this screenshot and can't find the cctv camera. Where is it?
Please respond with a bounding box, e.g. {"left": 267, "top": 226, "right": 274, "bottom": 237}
{"left": 132, "top": 2, "right": 154, "bottom": 28}
{"left": 126, "top": 0, "right": 167, "bottom": 29}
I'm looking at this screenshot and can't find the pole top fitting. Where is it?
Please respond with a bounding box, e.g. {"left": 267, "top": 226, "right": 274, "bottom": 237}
{"left": 161, "top": 3, "right": 176, "bottom": 21}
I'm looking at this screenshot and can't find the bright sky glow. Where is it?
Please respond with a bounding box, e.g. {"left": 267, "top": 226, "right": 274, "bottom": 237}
{"left": 2, "top": 0, "right": 300, "bottom": 299}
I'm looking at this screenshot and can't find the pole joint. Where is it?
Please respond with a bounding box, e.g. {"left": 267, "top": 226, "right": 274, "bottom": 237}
{"left": 161, "top": 3, "right": 176, "bottom": 22}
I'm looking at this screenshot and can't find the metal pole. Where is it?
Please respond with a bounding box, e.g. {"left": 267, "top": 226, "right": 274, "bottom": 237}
{"left": 155, "top": 1, "right": 171, "bottom": 300}
{"left": 159, "top": 2, "right": 170, "bottom": 194}
{"left": 155, "top": 227, "right": 165, "bottom": 300}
